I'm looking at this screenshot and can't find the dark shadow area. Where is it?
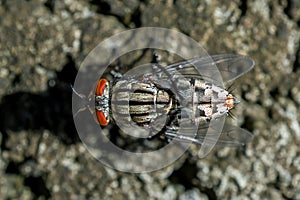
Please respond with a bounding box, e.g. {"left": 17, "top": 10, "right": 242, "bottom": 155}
{"left": 24, "top": 175, "right": 51, "bottom": 199}
{"left": 5, "top": 156, "right": 51, "bottom": 199}
{"left": 292, "top": 47, "right": 300, "bottom": 73}
{"left": 283, "top": 0, "right": 300, "bottom": 27}
{"left": 44, "top": 0, "right": 55, "bottom": 13}
{"left": 283, "top": 0, "right": 293, "bottom": 20}
{"left": 241, "top": 115, "right": 255, "bottom": 133}
{"left": 239, "top": 0, "right": 248, "bottom": 18}
{"left": 0, "top": 54, "right": 80, "bottom": 151}
{"left": 168, "top": 159, "right": 197, "bottom": 190}
{"left": 168, "top": 159, "right": 217, "bottom": 200}
{"left": 89, "top": 0, "right": 111, "bottom": 14}
{"left": 0, "top": 55, "right": 79, "bottom": 198}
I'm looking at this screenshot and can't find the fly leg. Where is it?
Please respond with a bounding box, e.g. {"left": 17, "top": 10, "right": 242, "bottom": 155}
{"left": 70, "top": 85, "right": 89, "bottom": 117}
{"left": 110, "top": 69, "right": 123, "bottom": 79}
{"left": 164, "top": 121, "right": 203, "bottom": 145}
{"left": 71, "top": 85, "right": 87, "bottom": 99}
{"left": 71, "top": 85, "right": 94, "bottom": 117}
{"left": 164, "top": 130, "right": 203, "bottom": 145}
{"left": 151, "top": 52, "right": 161, "bottom": 64}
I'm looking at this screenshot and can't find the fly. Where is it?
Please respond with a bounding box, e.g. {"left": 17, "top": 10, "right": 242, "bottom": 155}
{"left": 76, "top": 54, "right": 255, "bottom": 147}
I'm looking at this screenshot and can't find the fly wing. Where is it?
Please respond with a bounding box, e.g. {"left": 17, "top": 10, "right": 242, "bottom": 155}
{"left": 196, "top": 123, "right": 253, "bottom": 146}
{"left": 166, "top": 123, "right": 253, "bottom": 147}
{"left": 165, "top": 54, "right": 255, "bottom": 86}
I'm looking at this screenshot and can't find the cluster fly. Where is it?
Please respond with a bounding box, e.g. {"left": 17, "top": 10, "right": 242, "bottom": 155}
{"left": 74, "top": 53, "right": 255, "bottom": 148}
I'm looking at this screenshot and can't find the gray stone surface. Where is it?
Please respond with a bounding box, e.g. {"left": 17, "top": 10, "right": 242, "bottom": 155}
{"left": 0, "top": 0, "right": 299, "bottom": 199}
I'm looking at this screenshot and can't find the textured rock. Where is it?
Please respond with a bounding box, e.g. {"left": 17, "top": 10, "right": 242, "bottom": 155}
{"left": 0, "top": 0, "right": 299, "bottom": 199}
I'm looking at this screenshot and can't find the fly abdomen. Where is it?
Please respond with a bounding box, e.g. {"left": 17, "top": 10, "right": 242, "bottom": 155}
{"left": 189, "top": 78, "right": 236, "bottom": 124}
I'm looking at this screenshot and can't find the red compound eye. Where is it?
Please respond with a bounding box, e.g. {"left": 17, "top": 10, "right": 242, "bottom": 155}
{"left": 96, "top": 78, "right": 107, "bottom": 96}
{"left": 96, "top": 110, "right": 108, "bottom": 126}
{"left": 95, "top": 78, "right": 109, "bottom": 126}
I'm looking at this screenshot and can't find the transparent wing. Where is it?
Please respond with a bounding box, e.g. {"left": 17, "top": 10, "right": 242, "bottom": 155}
{"left": 165, "top": 123, "right": 253, "bottom": 147}
{"left": 164, "top": 54, "right": 255, "bottom": 86}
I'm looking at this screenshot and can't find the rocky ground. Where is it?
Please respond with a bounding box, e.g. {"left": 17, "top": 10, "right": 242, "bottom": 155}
{"left": 0, "top": 0, "right": 300, "bottom": 199}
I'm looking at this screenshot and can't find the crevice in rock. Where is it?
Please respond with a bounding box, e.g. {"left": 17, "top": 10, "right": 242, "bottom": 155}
{"left": 24, "top": 175, "right": 51, "bottom": 199}
{"left": 239, "top": 0, "right": 248, "bottom": 18}
{"left": 292, "top": 46, "right": 300, "bottom": 73}
{"left": 44, "top": 0, "right": 55, "bottom": 13}
{"left": 168, "top": 159, "right": 217, "bottom": 199}
{"left": 241, "top": 115, "right": 255, "bottom": 133}
{"left": 283, "top": 0, "right": 293, "bottom": 20}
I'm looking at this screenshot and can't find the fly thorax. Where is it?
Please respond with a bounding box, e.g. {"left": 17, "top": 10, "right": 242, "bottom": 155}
{"left": 111, "top": 79, "right": 172, "bottom": 129}
{"left": 129, "top": 84, "right": 172, "bottom": 126}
